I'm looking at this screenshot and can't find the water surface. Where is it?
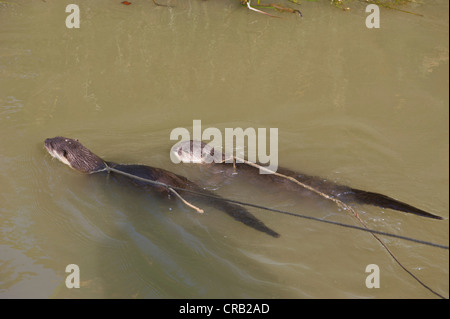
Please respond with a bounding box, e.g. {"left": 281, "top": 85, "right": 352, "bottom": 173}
{"left": 0, "top": 0, "right": 448, "bottom": 298}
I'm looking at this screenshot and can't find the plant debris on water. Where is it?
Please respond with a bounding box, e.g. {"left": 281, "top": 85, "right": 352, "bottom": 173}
{"left": 124, "top": 0, "right": 423, "bottom": 18}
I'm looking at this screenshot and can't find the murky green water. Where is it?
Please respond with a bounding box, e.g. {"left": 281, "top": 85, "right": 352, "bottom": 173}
{"left": 0, "top": 0, "right": 448, "bottom": 299}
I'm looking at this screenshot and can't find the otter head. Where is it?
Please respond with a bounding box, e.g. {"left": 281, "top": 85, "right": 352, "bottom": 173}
{"left": 44, "top": 137, "right": 106, "bottom": 174}
{"left": 171, "top": 140, "right": 227, "bottom": 164}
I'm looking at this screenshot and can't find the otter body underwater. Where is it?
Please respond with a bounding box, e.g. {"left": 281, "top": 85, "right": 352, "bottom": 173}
{"left": 171, "top": 140, "right": 443, "bottom": 220}
{"left": 44, "top": 137, "right": 280, "bottom": 238}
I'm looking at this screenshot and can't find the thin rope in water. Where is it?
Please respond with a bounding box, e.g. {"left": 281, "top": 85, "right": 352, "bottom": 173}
{"left": 231, "top": 157, "right": 448, "bottom": 299}
{"left": 101, "top": 163, "right": 448, "bottom": 299}
{"left": 100, "top": 164, "right": 448, "bottom": 250}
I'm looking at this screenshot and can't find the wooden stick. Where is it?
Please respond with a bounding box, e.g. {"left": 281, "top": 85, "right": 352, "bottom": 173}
{"left": 168, "top": 187, "right": 204, "bottom": 214}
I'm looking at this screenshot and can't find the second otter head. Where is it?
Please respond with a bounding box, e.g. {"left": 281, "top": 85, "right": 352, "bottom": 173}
{"left": 44, "top": 137, "right": 106, "bottom": 174}
{"left": 170, "top": 140, "right": 228, "bottom": 164}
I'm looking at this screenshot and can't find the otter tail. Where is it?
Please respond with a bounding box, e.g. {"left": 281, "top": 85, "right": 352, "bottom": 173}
{"left": 209, "top": 197, "right": 280, "bottom": 238}
{"left": 342, "top": 189, "right": 443, "bottom": 220}
{"left": 186, "top": 190, "right": 280, "bottom": 238}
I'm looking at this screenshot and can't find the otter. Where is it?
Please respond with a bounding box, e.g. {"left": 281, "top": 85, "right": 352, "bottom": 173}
{"left": 171, "top": 140, "right": 443, "bottom": 220}
{"left": 44, "top": 137, "right": 280, "bottom": 238}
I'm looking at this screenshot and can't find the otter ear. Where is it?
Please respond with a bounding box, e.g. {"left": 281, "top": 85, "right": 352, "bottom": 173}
{"left": 62, "top": 150, "right": 68, "bottom": 158}
{"left": 75, "top": 138, "right": 79, "bottom": 142}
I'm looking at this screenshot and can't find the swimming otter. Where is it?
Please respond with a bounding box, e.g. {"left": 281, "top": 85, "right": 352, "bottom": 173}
{"left": 171, "top": 140, "right": 443, "bottom": 220}
{"left": 44, "top": 137, "right": 280, "bottom": 238}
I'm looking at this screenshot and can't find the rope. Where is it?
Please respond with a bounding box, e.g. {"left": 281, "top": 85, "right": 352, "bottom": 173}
{"left": 102, "top": 164, "right": 204, "bottom": 214}
{"left": 232, "top": 157, "right": 448, "bottom": 299}
{"left": 98, "top": 163, "right": 448, "bottom": 250}
{"left": 99, "top": 161, "right": 448, "bottom": 299}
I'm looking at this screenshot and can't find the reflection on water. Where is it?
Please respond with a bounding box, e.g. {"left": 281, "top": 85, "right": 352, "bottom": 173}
{"left": 0, "top": 0, "right": 448, "bottom": 298}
